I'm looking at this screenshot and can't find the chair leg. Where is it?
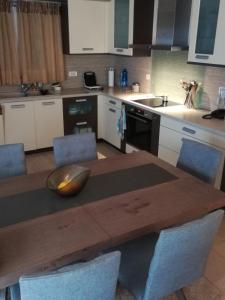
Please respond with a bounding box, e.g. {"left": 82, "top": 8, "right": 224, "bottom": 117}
{"left": 175, "top": 289, "right": 187, "bottom": 300}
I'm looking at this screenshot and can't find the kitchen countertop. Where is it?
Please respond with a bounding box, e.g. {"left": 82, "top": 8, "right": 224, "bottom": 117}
{"left": 1, "top": 87, "right": 225, "bottom": 137}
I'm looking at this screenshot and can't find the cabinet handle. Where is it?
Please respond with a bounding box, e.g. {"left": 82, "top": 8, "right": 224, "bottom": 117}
{"left": 195, "top": 54, "right": 209, "bottom": 60}
{"left": 109, "top": 108, "right": 116, "bottom": 113}
{"left": 76, "top": 121, "right": 88, "bottom": 126}
{"left": 42, "top": 101, "right": 55, "bottom": 105}
{"left": 82, "top": 48, "right": 94, "bottom": 51}
{"left": 182, "top": 127, "right": 196, "bottom": 134}
{"left": 109, "top": 100, "right": 116, "bottom": 105}
{"left": 10, "top": 104, "right": 25, "bottom": 109}
{"left": 116, "top": 49, "right": 124, "bottom": 53}
{"left": 76, "top": 99, "right": 87, "bottom": 103}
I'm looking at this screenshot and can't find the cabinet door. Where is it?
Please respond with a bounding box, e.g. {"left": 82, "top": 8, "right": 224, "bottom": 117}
{"left": 97, "top": 95, "right": 105, "bottom": 139}
{"left": 3, "top": 102, "right": 36, "bottom": 151}
{"left": 109, "top": 0, "right": 134, "bottom": 56}
{"left": 0, "top": 115, "right": 4, "bottom": 145}
{"left": 34, "top": 99, "right": 64, "bottom": 149}
{"left": 68, "top": 0, "right": 107, "bottom": 54}
{"left": 188, "top": 0, "right": 224, "bottom": 65}
{"left": 63, "top": 96, "right": 97, "bottom": 137}
{"left": 158, "top": 145, "right": 178, "bottom": 166}
{"left": 104, "top": 105, "right": 121, "bottom": 149}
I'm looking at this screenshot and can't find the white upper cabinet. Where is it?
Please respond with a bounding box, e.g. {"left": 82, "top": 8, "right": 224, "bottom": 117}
{"left": 109, "top": 0, "right": 134, "bottom": 56}
{"left": 62, "top": 0, "right": 109, "bottom": 54}
{"left": 188, "top": 0, "right": 225, "bottom": 65}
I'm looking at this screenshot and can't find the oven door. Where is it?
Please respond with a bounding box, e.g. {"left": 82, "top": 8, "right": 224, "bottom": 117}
{"left": 125, "top": 111, "right": 152, "bottom": 152}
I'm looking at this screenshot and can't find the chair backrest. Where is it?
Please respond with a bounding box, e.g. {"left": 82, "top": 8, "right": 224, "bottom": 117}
{"left": 143, "top": 210, "right": 224, "bottom": 300}
{"left": 0, "top": 143, "right": 26, "bottom": 179}
{"left": 16, "top": 251, "right": 120, "bottom": 300}
{"left": 53, "top": 132, "right": 97, "bottom": 167}
{"left": 177, "top": 138, "right": 223, "bottom": 184}
{"left": 0, "top": 288, "right": 6, "bottom": 300}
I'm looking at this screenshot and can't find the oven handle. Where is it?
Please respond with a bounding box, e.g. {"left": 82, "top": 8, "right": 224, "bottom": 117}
{"left": 126, "top": 112, "right": 149, "bottom": 124}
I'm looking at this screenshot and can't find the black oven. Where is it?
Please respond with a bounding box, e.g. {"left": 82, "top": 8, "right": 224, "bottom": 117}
{"left": 122, "top": 104, "right": 160, "bottom": 155}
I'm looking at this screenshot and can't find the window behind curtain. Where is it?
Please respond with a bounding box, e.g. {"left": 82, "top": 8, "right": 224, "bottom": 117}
{"left": 0, "top": 0, "right": 65, "bottom": 86}
{"left": 0, "top": 1, "right": 20, "bottom": 85}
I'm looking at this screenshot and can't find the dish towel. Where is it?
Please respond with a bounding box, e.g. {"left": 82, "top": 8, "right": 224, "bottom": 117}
{"left": 117, "top": 104, "right": 126, "bottom": 140}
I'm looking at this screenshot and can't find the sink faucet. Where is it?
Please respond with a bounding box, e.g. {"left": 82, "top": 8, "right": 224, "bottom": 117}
{"left": 155, "top": 95, "right": 168, "bottom": 104}
{"left": 20, "top": 83, "right": 34, "bottom": 96}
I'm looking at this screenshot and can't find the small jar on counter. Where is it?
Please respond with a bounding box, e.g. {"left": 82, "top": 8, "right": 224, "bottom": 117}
{"left": 132, "top": 82, "right": 140, "bottom": 93}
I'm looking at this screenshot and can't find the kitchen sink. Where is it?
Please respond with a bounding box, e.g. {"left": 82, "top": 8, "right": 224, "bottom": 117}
{"left": 134, "top": 97, "right": 180, "bottom": 108}
{"left": 0, "top": 90, "right": 50, "bottom": 99}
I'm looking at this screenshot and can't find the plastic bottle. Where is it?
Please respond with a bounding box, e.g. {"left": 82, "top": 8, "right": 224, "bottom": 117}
{"left": 120, "top": 69, "right": 128, "bottom": 88}
{"left": 108, "top": 67, "right": 114, "bottom": 87}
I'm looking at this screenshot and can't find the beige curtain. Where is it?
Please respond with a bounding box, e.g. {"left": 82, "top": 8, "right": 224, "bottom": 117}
{"left": 17, "top": 1, "right": 65, "bottom": 83}
{"left": 0, "top": 1, "right": 20, "bottom": 85}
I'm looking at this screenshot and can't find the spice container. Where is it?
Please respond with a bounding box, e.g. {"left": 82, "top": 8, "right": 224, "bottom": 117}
{"left": 132, "top": 82, "right": 140, "bottom": 93}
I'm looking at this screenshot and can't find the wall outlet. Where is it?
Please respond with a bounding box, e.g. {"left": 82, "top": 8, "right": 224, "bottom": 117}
{"left": 68, "top": 71, "right": 78, "bottom": 77}
{"left": 146, "top": 74, "right": 151, "bottom": 81}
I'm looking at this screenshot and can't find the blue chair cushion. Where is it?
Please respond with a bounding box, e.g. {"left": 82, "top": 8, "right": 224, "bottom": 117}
{"left": 0, "top": 143, "right": 26, "bottom": 179}
{"left": 11, "top": 251, "right": 121, "bottom": 300}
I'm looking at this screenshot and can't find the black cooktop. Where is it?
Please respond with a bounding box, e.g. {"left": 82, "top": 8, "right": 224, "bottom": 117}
{"left": 134, "top": 98, "right": 179, "bottom": 108}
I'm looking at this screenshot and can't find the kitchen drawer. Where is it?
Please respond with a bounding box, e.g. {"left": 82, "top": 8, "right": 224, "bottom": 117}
{"left": 158, "top": 145, "right": 178, "bottom": 166}
{"left": 160, "top": 116, "right": 225, "bottom": 149}
{"left": 159, "top": 126, "right": 196, "bottom": 153}
{"left": 105, "top": 97, "right": 122, "bottom": 109}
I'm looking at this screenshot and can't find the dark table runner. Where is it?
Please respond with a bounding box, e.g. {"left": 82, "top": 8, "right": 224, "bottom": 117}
{"left": 0, "top": 163, "right": 177, "bottom": 228}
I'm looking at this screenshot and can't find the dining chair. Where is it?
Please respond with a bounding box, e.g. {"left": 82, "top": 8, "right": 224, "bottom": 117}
{"left": 10, "top": 251, "right": 121, "bottom": 300}
{"left": 53, "top": 132, "right": 97, "bottom": 167}
{"left": 0, "top": 143, "right": 27, "bottom": 179}
{"left": 0, "top": 289, "right": 6, "bottom": 300}
{"left": 116, "top": 209, "right": 224, "bottom": 300}
{"left": 177, "top": 138, "right": 223, "bottom": 184}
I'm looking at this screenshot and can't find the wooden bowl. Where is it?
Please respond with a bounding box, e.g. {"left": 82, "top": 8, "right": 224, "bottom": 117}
{"left": 46, "top": 165, "right": 91, "bottom": 197}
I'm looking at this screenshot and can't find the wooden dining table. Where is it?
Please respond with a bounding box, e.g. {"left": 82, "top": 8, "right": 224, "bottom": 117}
{"left": 0, "top": 151, "right": 225, "bottom": 289}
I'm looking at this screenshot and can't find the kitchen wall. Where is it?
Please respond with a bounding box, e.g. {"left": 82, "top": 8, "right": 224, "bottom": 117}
{"left": 2, "top": 50, "right": 225, "bottom": 111}
{"left": 63, "top": 54, "right": 115, "bottom": 88}
{"left": 64, "top": 51, "right": 225, "bottom": 111}
{"left": 150, "top": 50, "right": 225, "bottom": 110}
{"left": 63, "top": 54, "right": 152, "bottom": 93}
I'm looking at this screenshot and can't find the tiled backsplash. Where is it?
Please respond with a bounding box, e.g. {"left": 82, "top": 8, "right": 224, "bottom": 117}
{"left": 150, "top": 50, "right": 225, "bottom": 110}
{"left": 63, "top": 54, "right": 152, "bottom": 93}
{"left": 63, "top": 54, "right": 115, "bottom": 88}
{"left": 2, "top": 50, "right": 225, "bottom": 111}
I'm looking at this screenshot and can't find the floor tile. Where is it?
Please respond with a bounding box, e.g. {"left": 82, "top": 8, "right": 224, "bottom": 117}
{"left": 205, "top": 250, "right": 225, "bottom": 294}
{"left": 183, "top": 277, "right": 221, "bottom": 300}
{"left": 116, "top": 284, "right": 134, "bottom": 300}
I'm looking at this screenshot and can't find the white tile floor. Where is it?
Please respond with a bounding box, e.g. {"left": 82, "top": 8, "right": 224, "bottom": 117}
{"left": 26, "top": 142, "right": 225, "bottom": 300}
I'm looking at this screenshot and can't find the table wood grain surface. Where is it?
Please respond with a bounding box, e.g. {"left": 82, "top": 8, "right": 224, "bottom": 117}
{"left": 0, "top": 151, "right": 225, "bottom": 288}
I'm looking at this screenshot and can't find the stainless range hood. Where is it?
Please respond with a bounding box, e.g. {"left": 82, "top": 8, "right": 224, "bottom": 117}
{"left": 129, "top": 0, "right": 192, "bottom": 53}
{"left": 152, "top": 0, "right": 192, "bottom": 50}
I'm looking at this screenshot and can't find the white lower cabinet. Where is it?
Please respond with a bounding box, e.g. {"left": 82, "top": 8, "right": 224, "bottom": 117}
{"left": 104, "top": 104, "right": 121, "bottom": 149}
{"left": 158, "top": 116, "right": 225, "bottom": 189}
{"left": 0, "top": 115, "right": 5, "bottom": 145}
{"left": 3, "top": 101, "right": 36, "bottom": 151}
{"left": 158, "top": 145, "right": 178, "bottom": 166}
{"left": 34, "top": 99, "right": 64, "bottom": 149}
{"left": 98, "top": 96, "right": 122, "bottom": 149}
{"left": 97, "top": 95, "right": 105, "bottom": 140}
{"left": 3, "top": 99, "right": 64, "bottom": 151}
